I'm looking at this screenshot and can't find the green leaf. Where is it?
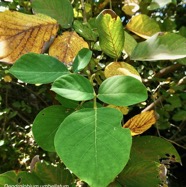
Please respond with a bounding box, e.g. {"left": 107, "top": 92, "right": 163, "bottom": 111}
{"left": 32, "top": 105, "right": 71, "bottom": 152}
{"left": 54, "top": 107, "right": 132, "bottom": 187}
{"left": 126, "top": 14, "right": 160, "bottom": 39}
{"left": 118, "top": 161, "right": 161, "bottom": 187}
{"left": 72, "top": 48, "right": 92, "bottom": 73}
{"left": 9, "top": 53, "right": 69, "bottom": 84}
{"left": 98, "top": 76, "right": 147, "bottom": 106}
{"left": 131, "top": 33, "right": 186, "bottom": 61}
{"left": 33, "top": 162, "right": 74, "bottom": 185}
{"left": 172, "top": 110, "right": 186, "bottom": 121}
{"left": 51, "top": 74, "right": 94, "bottom": 101}
{"left": 0, "top": 171, "right": 43, "bottom": 185}
{"left": 131, "top": 136, "right": 181, "bottom": 163}
{"left": 32, "top": 0, "right": 74, "bottom": 28}
{"left": 147, "top": 0, "right": 172, "bottom": 10}
{"left": 73, "top": 20, "right": 98, "bottom": 41}
{"left": 96, "top": 9, "right": 124, "bottom": 59}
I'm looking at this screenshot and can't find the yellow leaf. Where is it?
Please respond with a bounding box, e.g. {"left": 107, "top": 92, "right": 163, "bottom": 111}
{"left": 107, "top": 104, "right": 129, "bottom": 115}
{"left": 104, "top": 61, "right": 142, "bottom": 81}
{"left": 123, "top": 110, "right": 157, "bottom": 136}
{"left": 49, "top": 31, "right": 89, "bottom": 65}
{"left": 0, "top": 11, "right": 59, "bottom": 64}
{"left": 3, "top": 75, "right": 12, "bottom": 82}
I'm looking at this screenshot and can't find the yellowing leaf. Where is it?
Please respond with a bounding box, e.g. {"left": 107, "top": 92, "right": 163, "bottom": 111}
{"left": 104, "top": 61, "right": 142, "bottom": 81}
{"left": 123, "top": 110, "right": 157, "bottom": 136}
{"left": 126, "top": 14, "right": 160, "bottom": 39}
{"left": 122, "top": 0, "right": 140, "bottom": 16}
{"left": 0, "top": 11, "right": 59, "bottom": 64}
{"left": 107, "top": 104, "right": 129, "bottom": 115}
{"left": 49, "top": 31, "right": 89, "bottom": 65}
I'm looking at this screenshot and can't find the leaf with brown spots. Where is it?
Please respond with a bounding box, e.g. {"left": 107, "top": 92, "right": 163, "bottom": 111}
{"left": 0, "top": 11, "right": 59, "bottom": 64}
{"left": 49, "top": 31, "right": 89, "bottom": 65}
{"left": 123, "top": 110, "right": 157, "bottom": 136}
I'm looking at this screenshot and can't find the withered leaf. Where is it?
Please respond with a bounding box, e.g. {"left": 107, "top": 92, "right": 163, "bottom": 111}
{"left": 49, "top": 31, "right": 89, "bottom": 65}
{"left": 0, "top": 11, "right": 59, "bottom": 64}
{"left": 123, "top": 110, "right": 157, "bottom": 136}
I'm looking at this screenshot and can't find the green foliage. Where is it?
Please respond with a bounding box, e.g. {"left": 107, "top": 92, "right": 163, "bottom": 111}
{"left": 0, "top": 0, "right": 186, "bottom": 186}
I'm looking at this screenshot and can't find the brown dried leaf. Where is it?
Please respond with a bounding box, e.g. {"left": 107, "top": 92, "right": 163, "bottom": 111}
{"left": 104, "top": 61, "right": 142, "bottom": 81}
{"left": 0, "top": 11, "right": 59, "bottom": 64}
{"left": 123, "top": 110, "right": 157, "bottom": 136}
{"left": 107, "top": 104, "right": 129, "bottom": 115}
{"left": 49, "top": 31, "right": 89, "bottom": 65}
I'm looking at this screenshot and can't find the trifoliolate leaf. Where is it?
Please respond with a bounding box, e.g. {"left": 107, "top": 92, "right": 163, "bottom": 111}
{"left": 104, "top": 62, "right": 142, "bottom": 81}
{"left": 96, "top": 9, "right": 124, "bottom": 59}
{"left": 72, "top": 48, "right": 92, "bottom": 73}
{"left": 9, "top": 53, "right": 69, "bottom": 84}
{"left": 51, "top": 74, "right": 94, "bottom": 101}
{"left": 49, "top": 31, "right": 89, "bottom": 65}
{"left": 33, "top": 162, "right": 74, "bottom": 185}
{"left": 32, "top": 106, "right": 71, "bottom": 152}
{"left": 0, "top": 11, "right": 58, "bottom": 64}
{"left": 131, "top": 32, "right": 186, "bottom": 61}
{"left": 126, "top": 14, "right": 160, "bottom": 39}
{"left": 54, "top": 107, "right": 132, "bottom": 187}
{"left": 0, "top": 171, "right": 43, "bottom": 185}
{"left": 123, "top": 110, "right": 157, "bottom": 136}
{"left": 98, "top": 75, "right": 147, "bottom": 106}
{"left": 32, "top": 0, "right": 74, "bottom": 28}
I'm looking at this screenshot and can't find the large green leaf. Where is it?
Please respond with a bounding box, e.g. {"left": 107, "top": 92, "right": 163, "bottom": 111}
{"left": 9, "top": 53, "right": 69, "bottom": 84}
{"left": 32, "top": 105, "right": 71, "bottom": 152}
{"left": 118, "top": 161, "right": 161, "bottom": 187}
{"left": 131, "top": 32, "right": 186, "bottom": 61}
{"left": 33, "top": 162, "right": 74, "bottom": 185}
{"left": 126, "top": 14, "right": 160, "bottom": 39}
{"left": 54, "top": 107, "right": 132, "bottom": 187}
{"left": 32, "top": 0, "right": 73, "bottom": 28}
{"left": 72, "top": 48, "right": 92, "bottom": 73}
{"left": 51, "top": 74, "right": 94, "bottom": 101}
{"left": 97, "top": 75, "right": 147, "bottom": 106}
{"left": 96, "top": 9, "right": 124, "bottom": 59}
{"left": 0, "top": 171, "right": 43, "bottom": 185}
{"left": 131, "top": 136, "right": 181, "bottom": 163}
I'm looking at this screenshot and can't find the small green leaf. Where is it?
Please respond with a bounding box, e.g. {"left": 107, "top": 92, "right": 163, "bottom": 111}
{"left": 32, "top": 105, "right": 70, "bottom": 152}
{"left": 98, "top": 76, "right": 147, "bottom": 106}
{"left": 0, "top": 171, "right": 43, "bottom": 185}
{"left": 172, "top": 110, "right": 186, "bottom": 121}
{"left": 147, "top": 0, "right": 172, "bottom": 10}
{"left": 9, "top": 53, "right": 69, "bottom": 84}
{"left": 51, "top": 74, "right": 94, "bottom": 101}
{"left": 131, "top": 32, "right": 186, "bottom": 61}
{"left": 33, "top": 162, "right": 74, "bottom": 185}
{"left": 96, "top": 9, "right": 124, "bottom": 59}
{"left": 126, "top": 14, "right": 160, "bottom": 39}
{"left": 72, "top": 48, "right": 92, "bottom": 73}
{"left": 118, "top": 161, "right": 161, "bottom": 187}
{"left": 54, "top": 107, "right": 132, "bottom": 187}
{"left": 32, "top": 0, "right": 74, "bottom": 28}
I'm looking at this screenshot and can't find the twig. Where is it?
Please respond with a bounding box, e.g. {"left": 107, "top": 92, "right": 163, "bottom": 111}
{"left": 81, "top": 0, "right": 87, "bottom": 23}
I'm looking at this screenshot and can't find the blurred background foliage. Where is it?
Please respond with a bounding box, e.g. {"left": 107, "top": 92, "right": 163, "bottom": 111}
{"left": 0, "top": 0, "right": 186, "bottom": 185}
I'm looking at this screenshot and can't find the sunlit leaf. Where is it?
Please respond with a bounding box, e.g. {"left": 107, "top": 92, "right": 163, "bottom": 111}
{"left": 122, "top": 0, "right": 140, "bottom": 16}
{"left": 9, "top": 53, "right": 69, "bottom": 84}
{"left": 32, "top": 0, "right": 74, "bottom": 28}
{"left": 131, "top": 32, "right": 186, "bottom": 61}
{"left": 0, "top": 11, "right": 58, "bottom": 64}
{"left": 147, "top": 0, "right": 172, "bottom": 10}
{"left": 96, "top": 9, "right": 124, "bottom": 59}
{"left": 49, "top": 31, "right": 89, "bottom": 65}
{"left": 104, "top": 62, "right": 141, "bottom": 81}
{"left": 98, "top": 76, "right": 147, "bottom": 106}
{"left": 126, "top": 14, "right": 160, "bottom": 39}
{"left": 54, "top": 107, "right": 132, "bottom": 187}
{"left": 123, "top": 110, "right": 157, "bottom": 136}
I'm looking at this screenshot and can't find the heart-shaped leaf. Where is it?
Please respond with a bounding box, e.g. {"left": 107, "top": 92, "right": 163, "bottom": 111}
{"left": 32, "top": 0, "right": 74, "bottom": 28}
{"left": 98, "top": 75, "right": 147, "bottom": 106}
{"left": 0, "top": 11, "right": 58, "bottom": 64}
{"left": 32, "top": 105, "right": 71, "bottom": 152}
{"left": 96, "top": 9, "right": 124, "bottom": 59}
{"left": 9, "top": 53, "right": 69, "bottom": 84}
{"left": 51, "top": 74, "right": 94, "bottom": 101}
{"left": 54, "top": 107, "right": 132, "bottom": 187}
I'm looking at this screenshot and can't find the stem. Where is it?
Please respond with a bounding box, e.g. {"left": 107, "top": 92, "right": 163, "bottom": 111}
{"left": 93, "top": 92, "right": 97, "bottom": 109}
{"left": 81, "top": 0, "right": 87, "bottom": 23}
